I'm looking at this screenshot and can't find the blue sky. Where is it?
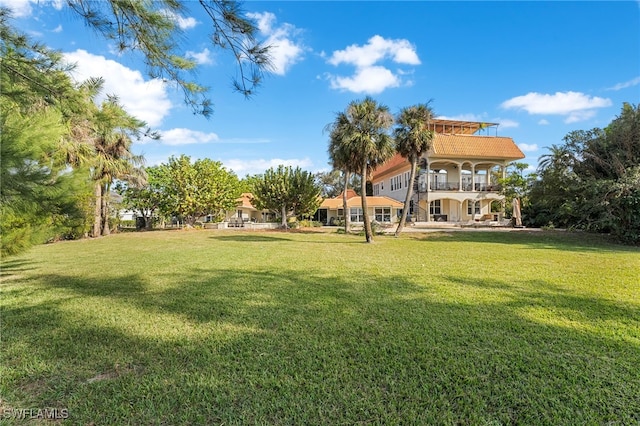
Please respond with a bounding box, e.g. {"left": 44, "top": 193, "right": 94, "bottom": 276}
{"left": 5, "top": 1, "right": 640, "bottom": 176}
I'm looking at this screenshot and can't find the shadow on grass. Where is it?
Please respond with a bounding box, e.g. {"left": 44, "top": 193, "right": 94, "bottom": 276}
{"left": 442, "top": 275, "right": 640, "bottom": 325}
{"left": 2, "top": 267, "right": 639, "bottom": 424}
{"left": 0, "top": 258, "right": 38, "bottom": 281}
{"left": 411, "top": 230, "right": 639, "bottom": 253}
{"left": 209, "top": 234, "right": 294, "bottom": 243}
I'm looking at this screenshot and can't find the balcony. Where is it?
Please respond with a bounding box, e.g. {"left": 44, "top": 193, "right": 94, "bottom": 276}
{"left": 429, "top": 182, "right": 502, "bottom": 192}
{"left": 430, "top": 181, "right": 459, "bottom": 191}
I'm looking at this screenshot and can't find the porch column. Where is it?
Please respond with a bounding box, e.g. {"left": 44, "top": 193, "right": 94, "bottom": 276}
{"left": 471, "top": 164, "right": 476, "bottom": 191}
{"left": 425, "top": 198, "right": 430, "bottom": 222}
{"left": 458, "top": 163, "right": 463, "bottom": 192}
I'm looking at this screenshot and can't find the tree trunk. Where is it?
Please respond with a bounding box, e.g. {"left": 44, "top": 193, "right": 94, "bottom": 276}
{"left": 395, "top": 158, "right": 418, "bottom": 237}
{"left": 101, "top": 183, "right": 110, "bottom": 236}
{"left": 145, "top": 211, "right": 154, "bottom": 230}
{"left": 92, "top": 181, "right": 102, "bottom": 237}
{"left": 281, "top": 205, "right": 288, "bottom": 229}
{"left": 343, "top": 170, "right": 350, "bottom": 233}
{"left": 361, "top": 163, "right": 373, "bottom": 243}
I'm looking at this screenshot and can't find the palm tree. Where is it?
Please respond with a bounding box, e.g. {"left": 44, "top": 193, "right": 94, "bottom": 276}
{"left": 91, "top": 97, "right": 149, "bottom": 236}
{"left": 537, "top": 144, "right": 573, "bottom": 175}
{"left": 327, "top": 112, "right": 357, "bottom": 233}
{"left": 332, "top": 97, "right": 395, "bottom": 243}
{"left": 394, "top": 103, "right": 435, "bottom": 236}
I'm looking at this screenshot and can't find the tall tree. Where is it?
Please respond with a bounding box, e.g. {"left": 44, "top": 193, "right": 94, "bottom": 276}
{"left": 160, "top": 155, "right": 241, "bottom": 226}
{"left": 64, "top": 0, "right": 271, "bottom": 116}
{"left": 0, "top": 11, "right": 96, "bottom": 253}
{"left": 327, "top": 112, "right": 358, "bottom": 234}
{"left": 90, "top": 97, "right": 151, "bottom": 236}
{"left": 330, "top": 98, "right": 395, "bottom": 243}
{"left": 0, "top": 100, "right": 82, "bottom": 255}
{"left": 250, "top": 166, "right": 322, "bottom": 228}
{"left": 393, "top": 103, "right": 435, "bottom": 236}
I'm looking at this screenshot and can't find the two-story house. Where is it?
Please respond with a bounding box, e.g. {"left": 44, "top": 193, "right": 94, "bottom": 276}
{"left": 371, "top": 119, "right": 525, "bottom": 224}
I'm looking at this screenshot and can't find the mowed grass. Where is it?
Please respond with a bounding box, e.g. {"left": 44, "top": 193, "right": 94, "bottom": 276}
{"left": 1, "top": 229, "right": 639, "bottom": 425}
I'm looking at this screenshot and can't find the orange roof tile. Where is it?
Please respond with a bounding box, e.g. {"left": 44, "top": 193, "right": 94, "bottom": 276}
{"left": 431, "top": 134, "right": 525, "bottom": 160}
{"left": 237, "top": 193, "right": 258, "bottom": 210}
{"left": 370, "top": 153, "right": 408, "bottom": 179}
{"left": 320, "top": 194, "right": 403, "bottom": 209}
{"left": 372, "top": 134, "right": 524, "bottom": 180}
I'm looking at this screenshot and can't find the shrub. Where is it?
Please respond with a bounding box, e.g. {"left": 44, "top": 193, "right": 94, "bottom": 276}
{"left": 298, "top": 220, "right": 322, "bottom": 228}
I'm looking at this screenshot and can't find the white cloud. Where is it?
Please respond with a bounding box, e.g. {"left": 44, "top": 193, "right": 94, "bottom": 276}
{"left": 64, "top": 49, "right": 172, "bottom": 127}
{"left": 501, "top": 91, "right": 612, "bottom": 123}
{"left": 0, "top": 0, "right": 64, "bottom": 17}
{"left": 607, "top": 76, "right": 640, "bottom": 91}
{"left": 326, "top": 35, "right": 420, "bottom": 95}
{"left": 497, "top": 119, "right": 519, "bottom": 128}
{"left": 161, "top": 9, "right": 198, "bottom": 30}
{"left": 328, "top": 35, "right": 420, "bottom": 67}
{"left": 538, "top": 119, "right": 550, "bottom": 125}
{"left": 0, "top": 0, "right": 31, "bottom": 17}
{"left": 247, "top": 12, "right": 304, "bottom": 75}
{"left": 52, "top": 24, "right": 63, "bottom": 33}
{"left": 159, "top": 128, "right": 219, "bottom": 146}
{"left": 186, "top": 48, "right": 213, "bottom": 65}
{"left": 330, "top": 66, "right": 399, "bottom": 94}
{"left": 224, "top": 158, "right": 314, "bottom": 176}
{"left": 518, "top": 143, "right": 539, "bottom": 152}
{"left": 150, "top": 129, "right": 270, "bottom": 146}
{"left": 565, "top": 109, "right": 597, "bottom": 124}
{"left": 50, "top": 0, "right": 64, "bottom": 10}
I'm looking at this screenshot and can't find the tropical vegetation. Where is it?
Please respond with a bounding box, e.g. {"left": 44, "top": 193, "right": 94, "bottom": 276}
{"left": 327, "top": 97, "right": 395, "bottom": 242}
{"left": 525, "top": 103, "right": 640, "bottom": 244}
{"left": 393, "top": 102, "right": 436, "bottom": 236}
{"left": 0, "top": 1, "right": 270, "bottom": 255}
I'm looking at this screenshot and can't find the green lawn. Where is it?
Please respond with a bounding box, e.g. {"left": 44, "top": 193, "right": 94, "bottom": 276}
{"left": 1, "top": 229, "right": 639, "bottom": 424}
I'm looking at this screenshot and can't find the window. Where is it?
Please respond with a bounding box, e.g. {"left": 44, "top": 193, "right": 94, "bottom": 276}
{"left": 337, "top": 208, "right": 344, "bottom": 217}
{"left": 430, "top": 200, "right": 441, "bottom": 215}
{"left": 350, "top": 207, "right": 363, "bottom": 222}
{"left": 374, "top": 207, "right": 391, "bottom": 222}
{"left": 391, "top": 175, "right": 402, "bottom": 191}
{"left": 404, "top": 172, "right": 410, "bottom": 188}
{"left": 373, "top": 184, "right": 380, "bottom": 196}
{"left": 467, "top": 201, "right": 480, "bottom": 215}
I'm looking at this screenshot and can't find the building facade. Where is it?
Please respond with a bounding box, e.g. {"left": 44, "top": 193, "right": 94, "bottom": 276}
{"left": 371, "top": 119, "right": 525, "bottom": 223}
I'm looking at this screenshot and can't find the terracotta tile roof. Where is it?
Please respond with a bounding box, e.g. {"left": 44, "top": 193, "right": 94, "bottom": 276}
{"left": 320, "top": 194, "right": 403, "bottom": 209}
{"left": 370, "top": 153, "right": 408, "bottom": 179}
{"left": 237, "top": 193, "right": 258, "bottom": 210}
{"left": 431, "top": 134, "right": 525, "bottom": 160}
{"left": 372, "top": 134, "right": 524, "bottom": 180}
